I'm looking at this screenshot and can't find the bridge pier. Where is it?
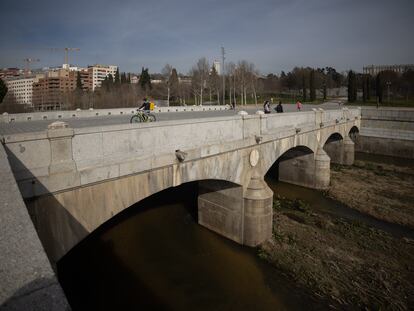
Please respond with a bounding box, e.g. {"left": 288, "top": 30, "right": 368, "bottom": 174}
{"left": 324, "top": 136, "right": 354, "bottom": 165}
{"left": 242, "top": 171, "right": 273, "bottom": 246}
{"left": 279, "top": 147, "right": 330, "bottom": 190}
{"left": 198, "top": 180, "right": 244, "bottom": 244}
{"left": 198, "top": 171, "right": 273, "bottom": 247}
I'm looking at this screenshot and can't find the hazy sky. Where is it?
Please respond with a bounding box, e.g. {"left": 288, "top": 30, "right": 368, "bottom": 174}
{"left": 0, "top": 0, "right": 413, "bottom": 74}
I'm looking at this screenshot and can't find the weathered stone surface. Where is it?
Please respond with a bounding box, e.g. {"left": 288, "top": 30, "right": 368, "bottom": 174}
{"left": 0, "top": 145, "right": 68, "bottom": 309}
{"left": 243, "top": 171, "right": 273, "bottom": 246}
{"left": 342, "top": 136, "right": 355, "bottom": 165}
{"left": 198, "top": 180, "right": 244, "bottom": 243}
{"left": 2, "top": 109, "right": 361, "bottom": 265}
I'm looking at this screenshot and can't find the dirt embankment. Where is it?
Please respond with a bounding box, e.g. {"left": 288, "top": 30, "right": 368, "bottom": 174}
{"left": 328, "top": 161, "right": 414, "bottom": 228}
{"left": 260, "top": 160, "right": 414, "bottom": 309}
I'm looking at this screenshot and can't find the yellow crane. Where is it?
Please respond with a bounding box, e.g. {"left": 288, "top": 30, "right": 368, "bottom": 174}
{"left": 49, "top": 47, "right": 80, "bottom": 66}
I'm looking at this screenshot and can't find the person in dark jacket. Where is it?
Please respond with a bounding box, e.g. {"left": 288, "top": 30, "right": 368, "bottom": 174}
{"left": 275, "top": 101, "right": 283, "bottom": 113}
{"left": 138, "top": 98, "right": 150, "bottom": 111}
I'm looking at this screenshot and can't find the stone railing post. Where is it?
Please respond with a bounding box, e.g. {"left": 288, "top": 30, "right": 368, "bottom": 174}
{"left": 313, "top": 108, "right": 324, "bottom": 127}
{"left": 47, "top": 121, "right": 76, "bottom": 174}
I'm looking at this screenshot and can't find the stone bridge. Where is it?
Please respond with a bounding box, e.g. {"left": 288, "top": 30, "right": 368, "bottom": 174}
{"left": 1, "top": 108, "right": 361, "bottom": 265}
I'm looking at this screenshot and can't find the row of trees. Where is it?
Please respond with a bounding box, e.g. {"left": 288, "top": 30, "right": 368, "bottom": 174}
{"left": 77, "top": 61, "right": 414, "bottom": 108}
{"left": 1, "top": 61, "right": 413, "bottom": 113}
{"left": 347, "top": 69, "right": 414, "bottom": 103}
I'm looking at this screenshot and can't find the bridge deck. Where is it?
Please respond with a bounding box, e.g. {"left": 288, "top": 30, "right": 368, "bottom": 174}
{"left": 0, "top": 103, "right": 343, "bottom": 136}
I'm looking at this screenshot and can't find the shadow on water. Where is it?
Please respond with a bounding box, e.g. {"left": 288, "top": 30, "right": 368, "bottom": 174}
{"left": 57, "top": 182, "right": 324, "bottom": 310}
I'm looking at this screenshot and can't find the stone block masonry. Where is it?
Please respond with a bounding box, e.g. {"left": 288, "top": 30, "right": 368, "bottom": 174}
{"left": 357, "top": 108, "right": 414, "bottom": 158}
{"left": 1, "top": 108, "right": 361, "bottom": 266}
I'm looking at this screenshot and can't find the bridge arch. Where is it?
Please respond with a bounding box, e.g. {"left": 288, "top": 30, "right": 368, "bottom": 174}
{"left": 67, "top": 177, "right": 243, "bottom": 249}
{"left": 28, "top": 162, "right": 250, "bottom": 265}
{"left": 265, "top": 145, "right": 314, "bottom": 180}
{"left": 260, "top": 134, "right": 319, "bottom": 177}
{"left": 349, "top": 125, "right": 360, "bottom": 142}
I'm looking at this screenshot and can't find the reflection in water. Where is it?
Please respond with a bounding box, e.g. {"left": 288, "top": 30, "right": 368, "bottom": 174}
{"left": 58, "top": 183, "right": 319, "bottom": 310}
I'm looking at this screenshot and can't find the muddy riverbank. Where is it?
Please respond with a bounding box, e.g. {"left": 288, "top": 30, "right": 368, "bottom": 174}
{"left": 328, "top": 158, "right": 414, "bottom": 228}
{"left": 261, "top": 155, "right": 414, "bottom": 309}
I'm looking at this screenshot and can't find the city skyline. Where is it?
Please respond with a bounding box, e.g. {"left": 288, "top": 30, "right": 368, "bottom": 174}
{"left": 1, "top": 0, "right": 413, "bottom": 74}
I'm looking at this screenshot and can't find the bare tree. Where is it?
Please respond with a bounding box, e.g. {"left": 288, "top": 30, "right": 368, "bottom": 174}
{"left": 161, "top": 63, "right": 173, "bottom": 106}
{"left": 189, "top": 67, "right": 201, "bottom": 105}
{"left": 226, "top": 62, "right": 236, "bottom": 106}
{"left": 235, "top": 61, "right": 249, "bottom": 105}
{"left": 246, "top": 62, "right": 260, "bottom": 106}
{"left": 208, "top": 65, "right": 220, "bottom": 104}
{"left": 196, "top": 58, "right": 209, "bottom": 105}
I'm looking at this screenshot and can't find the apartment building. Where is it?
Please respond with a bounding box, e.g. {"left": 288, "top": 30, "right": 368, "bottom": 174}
{"left": 32, "top": 68, "right": 91, "bottom": 111}
{"left": 363, "top": 64, "right": 414, "bottom": 76}
{"left": 0, "top": 68, "right": 22, "bottom": 80}
{"left": 5, "top": 75, "right": 44, "bottom": 106}
{"left": 213, "top": 60, "right": 221, "bottom": 75}
{"left": 88, "top": 64, "right": 118, "bottom": 90}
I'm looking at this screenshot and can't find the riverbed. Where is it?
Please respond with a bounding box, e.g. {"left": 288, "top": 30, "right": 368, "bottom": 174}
{"left": 262, "top": 153, "right": 414, "bottom": 309}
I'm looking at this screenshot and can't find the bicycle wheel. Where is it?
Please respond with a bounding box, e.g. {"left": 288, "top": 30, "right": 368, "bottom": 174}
{"left": 130, "top": 115, "right": 142, "bottom": 123}
{"left": 148, "top": 113, "right": 156, "bottom": 122}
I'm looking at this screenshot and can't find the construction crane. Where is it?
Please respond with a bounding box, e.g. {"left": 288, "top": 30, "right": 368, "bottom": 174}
{"left": 23, "top": 58, "right": 40, "bottom": 76}
{"left": 49, "top": 47, "right": 80, "bottom": 67}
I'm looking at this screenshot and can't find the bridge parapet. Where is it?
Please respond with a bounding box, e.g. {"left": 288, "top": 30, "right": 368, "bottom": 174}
{"left": 0, "top": 105, "right": 230, "bottom": 123}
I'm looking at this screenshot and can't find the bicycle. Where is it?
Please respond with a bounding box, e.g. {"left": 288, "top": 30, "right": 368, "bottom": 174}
{"left": 130, "top": 110, "right": 156, "bottom": 123}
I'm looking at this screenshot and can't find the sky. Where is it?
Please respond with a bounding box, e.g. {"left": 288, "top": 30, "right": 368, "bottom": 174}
{"left": 0, "top": 0, "right": 413, "bottom": 75}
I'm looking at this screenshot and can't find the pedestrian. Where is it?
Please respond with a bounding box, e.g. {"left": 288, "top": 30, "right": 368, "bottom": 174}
{"left": 263, "top": 100, "right": 271, "bottom": 114}
{"left": 232, "top": 101, "right": 235, "bottom": 110}
{"left": 296, "top": 100, "right": 302, "bottom": 111}
{"left": 275, "top": 101, "right": 283, "bottom": 113}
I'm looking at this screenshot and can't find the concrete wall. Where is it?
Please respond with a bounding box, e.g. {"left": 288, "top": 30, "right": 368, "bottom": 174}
{"left": 357, "top": 108, "right": 414, "bottom": 158}
{"left": 0, "top": 105, "right": 230, "bottom": 123}
{"left": 0, "top": 144, "right": 68, "bottom": 309}
{"left": 1, "top": 108, "right": 361, "bottom": 264}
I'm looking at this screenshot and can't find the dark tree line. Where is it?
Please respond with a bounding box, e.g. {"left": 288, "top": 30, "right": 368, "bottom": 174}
{"left": 347, "top": 69, "right": 414, "bottom": 103}
{"left": 0, "top": 78, "right": 7, "bottom": 103}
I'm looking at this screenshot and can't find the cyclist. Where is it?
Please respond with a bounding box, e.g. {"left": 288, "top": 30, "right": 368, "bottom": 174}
{"left": 138, "top": 97, "right": 151, "bottom": 111}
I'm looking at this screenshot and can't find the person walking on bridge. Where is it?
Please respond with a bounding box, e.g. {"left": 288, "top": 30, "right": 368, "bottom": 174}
{"left": 296, "top": 100, "right": 302, "bottom": 111}
{"left": 263, "top": 100, "right": 271, "bottom": 114}
{"left": 275, "top": 101, "right": 283, "bottom": 113}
